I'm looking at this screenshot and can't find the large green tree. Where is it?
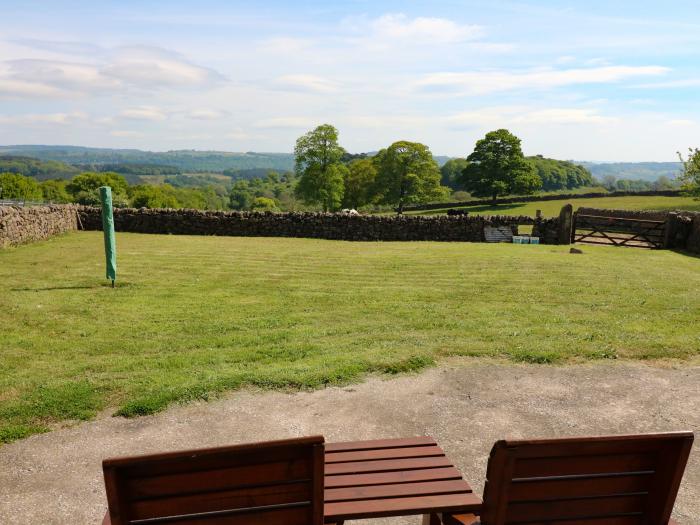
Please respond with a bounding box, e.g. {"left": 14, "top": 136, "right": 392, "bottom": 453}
{"left": 678, "top": 147, "right": 700, "bottom": 197}
{"left": 293, "top": 124, "right": 346, "bottom": 211}
{"left": 342, "top": 158, "right": 377, "bottom": 209}
{"left": 373, "top": 141, "right": 447, "bottom": 213}
{"left": 459, "top": 129, "right": 541, "bottom": 202}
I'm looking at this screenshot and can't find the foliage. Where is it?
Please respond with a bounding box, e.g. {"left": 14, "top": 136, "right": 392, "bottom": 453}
{"left": 75, "top": 163, "right": 181, "bottom": 176}
{"left": 598, "top": 174, "right": 680, "bottom": 192}
{"left": 440, "top": 158, "right": 469, "bottom": 190}
{"left": 343, "top": 158, "right": 377, "bottom": 209}
{"left": 294, "top": 124, "right": 347, "bottom": 211}
{"left": 40, "top": 179, "right": 71, "bottom": 203}
{"left": 228, "top": 171, "right": 301, "bottom": 211}
{"left": 373, "top": 141, "right": 447, "bottom": 213}
{"left": 0, "top": 146, "right": 295, "bottom": 173}
{"left": 527, "top": 155, "right": 594, "bottom": 190}
{"left": 678, "top": 147, "right": 700, "bottom": 197}
{"left": 250, "top": 196, "right": 280, "bottom": 211}
{"left": 65, "top": 172, "right": 130, "bottom": 206}
{"left": 0, "top": 172, "right": 43, "bottom": 200}
{"left": 0, "top": 155, "right": 79, "bottom": 181}
{"left": 460, "top": 129, "right": 542, "bottom": 202}
{"left": 2, "top": 233, "right": 699, "bottom": 442}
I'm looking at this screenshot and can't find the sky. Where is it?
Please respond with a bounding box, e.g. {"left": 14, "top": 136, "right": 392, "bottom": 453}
{"left": 0, "top": 0, "right": 699, "bottom": 161}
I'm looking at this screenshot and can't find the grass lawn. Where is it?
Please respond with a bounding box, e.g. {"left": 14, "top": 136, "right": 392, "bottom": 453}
{"left": 406, "top": 195, "right": 700, "bottom": 217}
{"left": 1, "top": 232, "right": 699, "bottom": 443}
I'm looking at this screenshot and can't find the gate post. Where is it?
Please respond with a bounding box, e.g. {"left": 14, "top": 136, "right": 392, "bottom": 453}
{"left": 558, "top": 204, "right": 573, "bottom": 245}
{"left": 663, "top": 212, "right": 677, "bottom": 249}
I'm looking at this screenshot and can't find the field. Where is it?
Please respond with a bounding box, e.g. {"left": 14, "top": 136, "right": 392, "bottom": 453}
{"left": 1, "top": 232, "right": 699, "bottom": 444}
{"left": 406, "top": 195, "right": 700, "bottom": 217}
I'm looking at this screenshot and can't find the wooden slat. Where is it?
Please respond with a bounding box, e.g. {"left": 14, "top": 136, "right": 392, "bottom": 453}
{"left": 127, "top": 459, "right": 311, "bottom": 499}
{"left": 324, "top": 466, "right": 464, "bottom": 488}
{"left": 325, "top": 445, "right": 444, "bottom": 464}
{"left": 325, "top": 436, "right": 436, "bottom": 452}
{"left": 129, "top": 504, "right": 311, "bottom": 525}
{"left": 325, "top": 480, "right": 472, "bottom": 502}
{"left": 509, "top": 473, "right": 652, "bottom": 501}
{"left": 325, "top": 456, "right": 453, "bottom": 476}
{"left": 129, "top": 481, "right": 311, "bottom": 520}
{"left": 506, "top": 494, "right": 646, "bottom": 522}
{"left": 513, "top": 454, "right": 656, "bottom": 478}
{"left": 324, "top": 492, "right": 482, "bottom": 521}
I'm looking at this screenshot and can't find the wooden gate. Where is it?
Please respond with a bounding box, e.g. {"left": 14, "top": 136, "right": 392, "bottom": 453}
{"left": 572, "top": 213, "right": 666, "bottom": 249}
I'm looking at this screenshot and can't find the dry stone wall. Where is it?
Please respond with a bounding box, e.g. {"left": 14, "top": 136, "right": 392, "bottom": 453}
{"left": 0, "top": 205, "right": 79, "bottom": 248}
{"left": 77, "top": 207, "right": 536, "bottom": 243}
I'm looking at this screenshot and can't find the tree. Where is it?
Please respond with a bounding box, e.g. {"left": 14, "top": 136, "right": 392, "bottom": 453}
{"left": 0, "top": 172, "right": 42, "bottom": 200}
{"left": 459, "top": 129, "right": 541, "bottom": 202}
{"left": 293, "top": 124, "right": 347, "bottom": 211}
{"left": 342, "top": 158, "right": 377, "bottom": 209}
{"left": 373, "top": 141, "right": 447, "bottom": 213}
{"left": 250, "top": 196, "right": 280, "bottom": 211}
{"left": 40, "top": 179, "right": 71, "bottom": 203}
{"left": 440, "top": 158, "right": 469, "bottom": 190}
{"left": 66, "top": 172, "right": 129, "bottom": 205}
{"left": 678, "top": 147, "right": 700, "bottom": 197}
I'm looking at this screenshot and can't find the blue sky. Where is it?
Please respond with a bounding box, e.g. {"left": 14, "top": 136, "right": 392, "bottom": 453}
{"left": 1, "top": 1, "right": 699, "bottom": 160}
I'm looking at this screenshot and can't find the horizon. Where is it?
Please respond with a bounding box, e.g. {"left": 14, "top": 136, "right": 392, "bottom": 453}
{"left": 1, "top": 1, "right": 699, "bottom": 161}
{"left": 0, "top": 143, "right": 685, "bottom": 165}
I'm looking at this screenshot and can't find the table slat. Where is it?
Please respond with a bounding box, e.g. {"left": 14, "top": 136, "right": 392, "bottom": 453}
{"left": 325, "top": 492, "right": 482, "bottom": 521}
{"left": 326, "top": 445, "right": 444, "bottom": 463}
{"left": 325, "top": 479, "right": 472, "bottom": 502}
{"left": 326, "top": 456, "right": 453, "bottom": 476}
{"left": 325, "top": 436, "right": 436, "bottom": 453}
{"left": 324, "top": 466, "right": 464, "bottom": 488}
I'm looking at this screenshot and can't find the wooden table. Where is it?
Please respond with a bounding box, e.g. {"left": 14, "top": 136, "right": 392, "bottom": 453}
{"left": 324, "top": 436, "right": 481, "bottom": 524}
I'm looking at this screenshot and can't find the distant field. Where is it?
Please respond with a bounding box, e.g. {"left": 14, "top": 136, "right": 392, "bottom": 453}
{"left": 407, "top": 195, "right": 700, "bottom": 217}
{"left": 1, "top": 232, "right": 699, "bottom": 443}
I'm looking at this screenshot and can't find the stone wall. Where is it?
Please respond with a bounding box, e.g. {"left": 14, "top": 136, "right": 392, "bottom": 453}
{"left": 576, "top": 207, "right": 670, "bottom": 222}
{"left": 0, "top": 205, "right": 79, "bottom": 248}
{"left": 77, "top": 206, "right": 539, "bottom": 243}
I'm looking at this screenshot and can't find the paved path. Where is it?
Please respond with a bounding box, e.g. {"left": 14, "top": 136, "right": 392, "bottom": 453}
{"left": 1, "top": 360, "right": 698, "bottom": 524}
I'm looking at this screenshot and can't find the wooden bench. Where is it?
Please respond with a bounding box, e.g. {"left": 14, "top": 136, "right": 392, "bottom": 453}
{"left": 101, "top": 436, "right": 325, "bottom": 525}
{"left": 443, "top": 432, "right": 693, "bottom": 525}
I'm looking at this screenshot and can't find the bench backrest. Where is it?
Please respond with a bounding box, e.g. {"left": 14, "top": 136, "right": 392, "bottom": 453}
{"left": 480, "top": 432, "right": 693, "bottom": 525}
{"left": 102, "top": 435, "right": 325, "bottom": 525}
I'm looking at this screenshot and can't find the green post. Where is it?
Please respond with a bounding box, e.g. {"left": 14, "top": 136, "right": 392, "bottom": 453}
{"left": 99, "top": 186, "right": 117, "bottom": 287}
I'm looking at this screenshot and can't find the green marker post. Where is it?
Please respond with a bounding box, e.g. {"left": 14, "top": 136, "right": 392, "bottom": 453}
{"left": 99, "top": 186, "right": 117, "bottom": 287}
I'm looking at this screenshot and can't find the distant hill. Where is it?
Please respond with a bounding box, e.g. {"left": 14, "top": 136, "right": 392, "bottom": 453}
{"left": 0, "top": 145, "right": 296, "bottom": 174}
{"left": 0, "top": 155, "right": 79, "bottom": 181}
{"left": 579, "top": 162, "right": 682, "bottom": 182}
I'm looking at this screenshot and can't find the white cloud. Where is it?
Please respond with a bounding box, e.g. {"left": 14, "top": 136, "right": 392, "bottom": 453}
{"left": 273, "top": 75, "right": 339, "bottom": 93}
{"left": 514, "top": 108, "right": 618, "bottom": 125}
{"left": 253, "top": 117, "right": 318, "bottom": 129}
{"left": 0, "top": 45, "right": 224, "bottom": 98}
{"left": 666, "top": 119, "right": 695, "bottom": 127}
{"left": 119, "top": 106, "right": 168, "bottom": 121}
{"left": 102, "top": 46, "right": 223, "bottom": 88}
{"left": 370, "top": 14, "right": 484, "bottom": 44}
{"left": 416, "top": 65, "right": 670, "bottom": 95}
{"left": 634, "top": 78, "right": 700, "bottom": 89}
{"left": 186, "top": 109, "right": 228, "bottom": 120}
{"left": 110, "top": 130, "right": 144, "bottom": 137}
{"left": 0, "top": 111, "right": 89, "bottom": 125}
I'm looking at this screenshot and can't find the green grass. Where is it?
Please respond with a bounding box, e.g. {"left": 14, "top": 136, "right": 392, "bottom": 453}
{"left": 2, "top": 232, "right": 699, "bottom": 443}
{"left": 407, "top": 195, "right": 700, "bottom": 217}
